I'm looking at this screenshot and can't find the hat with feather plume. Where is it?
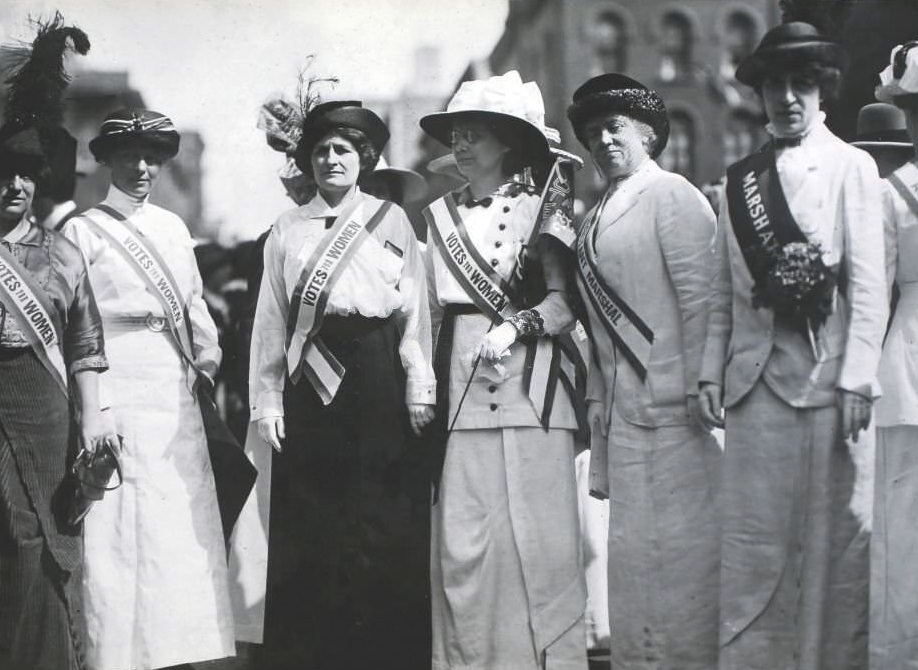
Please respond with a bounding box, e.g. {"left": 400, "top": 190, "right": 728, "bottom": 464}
{"left": 0, "top": 12, "right": 90, "bottom": 199}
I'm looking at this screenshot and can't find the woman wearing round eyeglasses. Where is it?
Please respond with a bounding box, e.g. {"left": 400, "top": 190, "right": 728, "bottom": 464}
{"left": 420, "top": 71, "right": 586, "bottom": 670}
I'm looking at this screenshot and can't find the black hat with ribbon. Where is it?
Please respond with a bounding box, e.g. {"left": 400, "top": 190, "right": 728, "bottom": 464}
{"left": 89, "top": 109, "right": 181, "bottom": 162}
{"left": 0, "top": 13, "right": 90, "bottom": 198}
{"left": 735, "top": 21, "right": 847, "bottom": 87}
{"left": 566, "top": 73, "right": 669, "bottom": 158}
{"left": 294, "top": 100, "right": 389, "bottom": 173}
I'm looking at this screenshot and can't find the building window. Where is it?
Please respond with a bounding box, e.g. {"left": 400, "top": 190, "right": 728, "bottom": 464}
{"left": 722, "top": 10, "right": 757, "bottom": 77}
{"left": 659, "top": 11, "right": 693, "bottom": 82}
{"left": 658, "top": 111, "right": 695, "bottom": 179}
{"left": 724, "top": 110, "right": 762, "bottom": 166}
{"left": 593, "top": 11, "right": 627, "bottom": 74}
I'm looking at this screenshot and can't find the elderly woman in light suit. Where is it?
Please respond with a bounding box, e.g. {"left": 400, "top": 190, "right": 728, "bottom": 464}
{"left": 566, "top": 73, "right": 721, "bottom": 669}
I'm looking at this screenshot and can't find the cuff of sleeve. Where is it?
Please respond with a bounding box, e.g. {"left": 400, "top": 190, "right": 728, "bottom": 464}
{"left": 195, "top": 358, "right": 220, "bottom": 380}
{"left": 69, "top": 354, "right": 109, "bottom": 375}
{"left": 250, "top": 391, "right": 285, "bottom": 421}
{"left": 406, "top": 379, "right": 436, "bottom": 405}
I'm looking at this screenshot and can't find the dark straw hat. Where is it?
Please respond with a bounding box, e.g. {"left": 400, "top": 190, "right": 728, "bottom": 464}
{"left": 566, "top": 73, "right": 669, "bottom": 158}
{"left": 294, "top": 101, "right": 389, "bottom": 173}
{"left": 852, "top": 103, "right": 912, "bottom": 149}
{"left": 89, "top": 109, "right": 180, "bottom": 161}
{"left": 735, "top": 21, "right": 847, "bottom": 87}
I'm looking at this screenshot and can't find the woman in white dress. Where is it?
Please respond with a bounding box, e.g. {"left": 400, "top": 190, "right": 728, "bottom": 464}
{"left": 63, "top": 110, "right": 234, "bottom": 670}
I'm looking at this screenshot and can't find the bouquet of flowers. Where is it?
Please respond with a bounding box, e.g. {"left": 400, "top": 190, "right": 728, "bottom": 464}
{"left": 752, "top": 240, "right": 838, "bottom": 330}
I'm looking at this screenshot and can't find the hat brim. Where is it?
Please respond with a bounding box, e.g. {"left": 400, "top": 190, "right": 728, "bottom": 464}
{"left": 736, "top": 41, "right": 847, "bottom": 86}
{"left": 851, "top": 140, "right": 914, "bottom": 149}
{"left": 360, "top": 167, "right": 428, "bottom": 203}
{"left": 295, "top": 107, "right": 390, "bottom": 173}
{"left": 89, "top": 132, "right": 180, "bottom": 161}
{"left": 419, "top": 110, "right": 550, "bottom": 167}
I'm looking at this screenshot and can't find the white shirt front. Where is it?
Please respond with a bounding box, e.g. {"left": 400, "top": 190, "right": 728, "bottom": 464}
{"left": 249, "top": 187, "right": 435, "bottom": 420}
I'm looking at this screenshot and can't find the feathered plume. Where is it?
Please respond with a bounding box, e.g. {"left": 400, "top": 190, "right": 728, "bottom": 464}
{"left": 257, "top": 55, "right": 337, "bottom": 155}
{"left": 1, "top": 11, "right": 90, "bottom": 127}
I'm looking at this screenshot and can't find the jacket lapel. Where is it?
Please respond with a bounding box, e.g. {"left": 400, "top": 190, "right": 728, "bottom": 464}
{"left": 595, "top": 161, "right": 661, "bottom": 237}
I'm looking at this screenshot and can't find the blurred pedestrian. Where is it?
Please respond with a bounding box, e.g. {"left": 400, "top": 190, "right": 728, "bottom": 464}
{"left": 871, "top": 41, "right": 918, "bottom": 670}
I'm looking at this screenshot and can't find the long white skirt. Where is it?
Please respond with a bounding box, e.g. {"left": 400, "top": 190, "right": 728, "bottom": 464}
{"left": 82, "top": 328, "right": 235, "bottom": 670}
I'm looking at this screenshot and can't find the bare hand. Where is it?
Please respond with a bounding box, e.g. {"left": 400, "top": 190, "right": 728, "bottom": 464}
{"left": 698, "top": 383, "right": 725, "bottom": 430}
{"left": 838, "top": 390, "right": 872, "bottom": 442}
{"left": 80, "top": 407, "right": 118, "bottom": 454}
{"left": 408, "top": 403, "right": 435, "bottom": 436}
{"left": 257, "top": 416, "right": 286, "bottom": 453}
{"left": 477, "top": 322, "right": 518, "bottom": 362}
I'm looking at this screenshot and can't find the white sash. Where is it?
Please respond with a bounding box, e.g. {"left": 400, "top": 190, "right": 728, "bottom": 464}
{"left": 0, "top": 244, "right": 68, "bottom": 393}
{"left": 576, "top": 205, "right": 654, "bottom": 380}
{"left": 285, "top": 198, "right": 392, "bottom": 404}
{"left": 81, "top": 206, "right": 196, "bottom": 365}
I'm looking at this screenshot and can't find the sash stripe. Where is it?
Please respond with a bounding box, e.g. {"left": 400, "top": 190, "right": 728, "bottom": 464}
{"left": 425, "top": 197, "right": 512, "bottom": 323}
{"left": 575, "top": 213, "right": 654, "bottom": 380}
{"left": 0, "top": 244, "right": 68, "bottom": 394}
{"left": 84, "top": 206, "right": 196, "bottom": 367}
{"left": 725, "top": 144, "right": 806, "bottom": 284}
{"left": 285, "top": 199, "right": 392, "bottom": 402}
{"left": 888, "top": 166, "right": 918, "bottom": 217}
{"left": 444, "top": 196, "right": 516, "bottom": 297}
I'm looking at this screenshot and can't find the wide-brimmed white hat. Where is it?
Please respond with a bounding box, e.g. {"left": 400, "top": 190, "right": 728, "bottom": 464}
{"left": 877, "top": 41, "right": 918, "bottom": 104}
{"left": 420, "top": 70, "right": 551, "bottom": 168}
{"left": 359, "top": 155, "right": 428, "bottom": 203}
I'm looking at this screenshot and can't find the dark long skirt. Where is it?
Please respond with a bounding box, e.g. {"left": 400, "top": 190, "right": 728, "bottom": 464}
{"left": 0, "top": 349, "right": 84, "bottom": 670}
{"left": 252, "top": 315, "right": 431, "bottom": 670}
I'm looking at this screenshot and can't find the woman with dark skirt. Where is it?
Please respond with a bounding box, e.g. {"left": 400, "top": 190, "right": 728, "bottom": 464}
{"left": 248, "top": 100, "right": 436, "bottom": 669}
{"left": 0, "top": 20, "right": 115, "bottom": 669}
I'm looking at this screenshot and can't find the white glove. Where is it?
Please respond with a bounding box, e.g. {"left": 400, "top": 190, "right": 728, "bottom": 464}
{"left": 477, "top": 321, "right": 519, "bottom": 361}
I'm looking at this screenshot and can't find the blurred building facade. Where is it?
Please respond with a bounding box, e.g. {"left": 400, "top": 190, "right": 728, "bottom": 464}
{"left": 0, "top": 52, "right": 208, "bottom": 236}
{"left": 415, "top": 0, "right": 783, "bottom": 203}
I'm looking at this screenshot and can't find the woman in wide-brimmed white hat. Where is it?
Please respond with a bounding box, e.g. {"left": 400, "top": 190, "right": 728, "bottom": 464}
{"left": 420, "top": 70, "right": 587, "bottom": 670}
{"left": 871, "top": 41, "right": 918, "bottom": 670}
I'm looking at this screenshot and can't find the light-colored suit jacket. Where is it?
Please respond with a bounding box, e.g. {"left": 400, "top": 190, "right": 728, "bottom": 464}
{"left": 581, "top": 160, "right": 716, "bottom": 428}
{"left": 700, "top": 124, "right": 888, "bottom": 407}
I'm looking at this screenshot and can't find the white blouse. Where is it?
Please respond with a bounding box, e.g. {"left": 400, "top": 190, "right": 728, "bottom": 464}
{"left": 63, "top": 185, "right": 221, "bottom": 376}
{"left": 249, "top": 187, "right": 436, "bottom": 420}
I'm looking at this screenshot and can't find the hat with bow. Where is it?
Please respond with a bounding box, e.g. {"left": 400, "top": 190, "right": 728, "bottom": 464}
{"left": 89, "top": 109, "right": 180, "bottom": 162}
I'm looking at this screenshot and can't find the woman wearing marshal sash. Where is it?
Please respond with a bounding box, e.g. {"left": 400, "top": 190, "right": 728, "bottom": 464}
{"left": 871, "top": 43, "right": 918, "bottom": 670}
{"left": 249, "top": 100, "right": 435, "bottom": 669}
{"left": 566, "top": 73, "right": 720, "bottom": 669}
{"left": 697, "top": 23, "right": 887, "bottom": 669}
{"left": 0, "top": 18, "right": 116, "bottom": 670}
{"left": 63, "top": 110, "right": 234, "bottom": 670}
{"left": 420, "top": 71, "right": 586, "bottom": 670}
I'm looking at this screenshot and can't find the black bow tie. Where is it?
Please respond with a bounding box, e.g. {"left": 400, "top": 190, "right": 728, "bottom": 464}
{"left": 463, "top": 196, "right": 493, "bottom": 209}
{"left": 773, "top": 136, "right": 804, "bottom": 149}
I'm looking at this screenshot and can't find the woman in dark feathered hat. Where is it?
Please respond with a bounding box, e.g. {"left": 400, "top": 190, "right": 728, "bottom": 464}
{"left": 0, "top": 15, "right": 118, "bottom": 670}
{"left": 247, "top": 98, "right": 435, "bottom": 669}
{"left": 698, "top": 22, "right": 886, "bottom": 670}
{"left": 62, "top": 109, "right": 236, "bottom": 668}
{"left": 566, "top": 72, "right": 721, "bottom": 669}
